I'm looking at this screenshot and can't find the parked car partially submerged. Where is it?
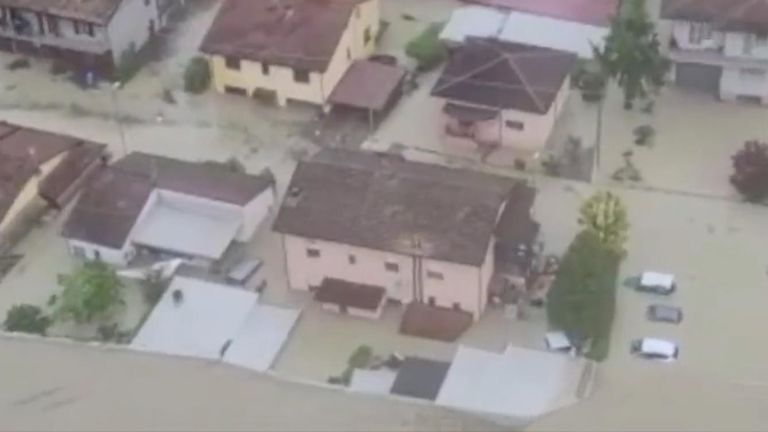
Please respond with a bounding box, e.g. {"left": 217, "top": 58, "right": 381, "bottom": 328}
{"left": 227, "top": 259, "right": 266, "bottom": 292}
{"left": 647, "top": 304, "right": 683, "bottom": 324}
{"left": 631, "top": 338, "right": 679, "bottom": 361}
{"left": 544, "top": 331, "right": 574, "bottom": 354}
{"left": 637, "top": 272, "right": 676, "bottom": 295}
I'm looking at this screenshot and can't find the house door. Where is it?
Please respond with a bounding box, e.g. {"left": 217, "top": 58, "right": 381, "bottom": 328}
{"left": 675, "top": 62, "right": 721, "bottom": 95}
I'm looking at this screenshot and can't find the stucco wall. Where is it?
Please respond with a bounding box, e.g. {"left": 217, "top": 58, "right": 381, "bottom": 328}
{"left": 721, "top": 65, "right": 768, "bottom": 102}
{"left": 67, "top": 238, "right": 135, "bottom": 266}
{"left": 283, "top": 232, "right": 492, "bottom": 318}
{"left": 237, "top": 186, "right": 274, "bottom": 242}
{"left": 107, "top": 0, "right": 162, "bottom": 65}
{"left": 0, "top": 153, "right": 65, "bottom": 234}
{"left": 209, "top": 0, "right": 379, "bottom": 107}
{"left": 0, "top": 7, "right": 109, "bottom": 53}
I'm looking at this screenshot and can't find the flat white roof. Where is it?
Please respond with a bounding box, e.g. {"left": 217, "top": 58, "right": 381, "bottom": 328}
{"left": 350, "top": 369, "right": 398, "bottom": 395}
{"left": 437, "top": 346, "right": 581, "bottom": 420}
{"left": 223, "top": 304, "right": 301, "bottom": 372}
{"left": 499, "top": 11, "right": 608, "bottom": 58}
{"left": 131, "top": 276, "right": 258, "bottom": 359}
{"left": 641, "top": 272, "right": 675, "bottom": 288}
{"left": 440, "top": 6, "right": 507, "bottom": 44}
{"left": 132, "top": 200, "right": 241, "bottom": 260}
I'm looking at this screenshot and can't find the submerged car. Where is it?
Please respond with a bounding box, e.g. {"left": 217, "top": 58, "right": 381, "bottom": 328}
{"left": 544, "top": 331, "right": 574, "bottom": 354}
{"left": 630, "top": 338, "right": 679, "bottom": 362}
{"left": 637, "top": 272, "right": 676, "bottom": 295}
{"left": 647, "top": 304, "right": 683, "bottom": 324}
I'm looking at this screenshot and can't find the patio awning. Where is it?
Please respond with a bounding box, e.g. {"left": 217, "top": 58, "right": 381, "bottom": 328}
{"left": 328, "top": 60, "right": 407, "bottom": 111}
{"left": 443, "top": 102, "right": 499, "bottom": 121}
{"left": 399, "top": 302, "right": 473, "bottom": 342}
{"left": 315, "top": 278, "right": 386, "bottom": 311}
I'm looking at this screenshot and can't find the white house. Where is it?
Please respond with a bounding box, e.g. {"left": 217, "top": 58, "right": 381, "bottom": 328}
{"left": 62, "top": 153, "right": 276, "bottom": 267}
{"left": 272, "top": 149, "right": 539, "bottom": 321}
{"left": 0, "top": 0, "right": 182, "bottom": 76}
{"left": 662, "top": 0, "right": 768, "bottom": 104}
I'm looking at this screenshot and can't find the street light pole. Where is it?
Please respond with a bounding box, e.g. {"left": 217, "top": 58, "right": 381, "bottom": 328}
{"left": 110, "top": 80, "right": 128, "bottom": 156}
{"left": 593, "top": 96, "right": 605, "bottom": 185}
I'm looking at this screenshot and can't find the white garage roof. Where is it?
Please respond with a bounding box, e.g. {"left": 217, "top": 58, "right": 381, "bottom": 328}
{"left": 223, "top": 304, "right": 301, "bottom": 372}
{"left": 350, "top": 369, "right": 398, "bottom": 395}
{"left": 436, "top": 346, "right": 583, "bottom": 420}
{"left": 499, "top": 11, "right": 608, "bottom": 58}
{"left": 131, "top": 276, "right": 258, "bottom": 359}
{"left": 131, "top": 200, "right": 242, "bottom": 260}
{"left": 440, "top": 6, "right": 507, "bottom": 44}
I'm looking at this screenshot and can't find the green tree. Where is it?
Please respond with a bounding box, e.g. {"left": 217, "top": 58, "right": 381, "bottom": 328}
{"left": 56, "top": 261, "right": 124, "bottom": 324}
{"left": 184, "top": 56, "right": 211, "bottom": 94}
{"left": 594, "top": 0, "right": 669, "bottom": 109}
{"left": 578, "top": 191, "right": 629, "bottom": 255}
{"left": 547, "top": 231, "right": 620, "bottom": 360}
{"left": 406, "top": 22, "right": 447, "bottom": 71}
{"left": 3, "top": 304, "right": 52, "bottom": 335}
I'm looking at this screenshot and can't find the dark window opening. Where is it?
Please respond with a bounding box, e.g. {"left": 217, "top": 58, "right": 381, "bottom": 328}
{"left": 384, "top": 262, "right": 399, "bottom": 273}
{"left": 452, "top": 302, "right": 461, "bottom": 311}
{"left": 426, "top": 270, "right": 444, "bottom": 280}
{"left": 73, "top": 20, "right": 80, "bottom": 35}
{"left": 225, "top": 56, "right": 241, "bottom": 70}
{"left": 47, "top": 15, "right": 59, "bottom": 36}
{"left": 364, "top": 27, "right": 372, "bottom": 45}
{"left": 348, "top": 254, "right": 356, "bottom": 265}
{"left": 505, "top": 120, "right": 524, "bottom": 130}
{"left": 261, "top": 62, "right": 270, "bottom": 75}
{"left": 306, "top": 248, "right": 321, "bottom": 258}
{"left": 86, "top": 22, "right": 94, "bottom": 37}
{"left": 293, "top": 69, "right": 310, "bottom": 83}
{"left": 224, "top": 85, "right": 247, "bottom": 96}
{"left": 428, "top": 297, "right": 436, "bottom": 306}
{"left": 35, "top": 12, "right": 44, "bottom": 35}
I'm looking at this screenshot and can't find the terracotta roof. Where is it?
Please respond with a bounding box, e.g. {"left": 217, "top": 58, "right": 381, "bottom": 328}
{"left": 273, "top": 149, "right": 524, "bottom": 266}
{"left": 661, "top": 0, "right": 768, "bottom": 31}
{"left": 463, "top": 0, "right": 619, "bottom": 26}
{"left": 0, "top": 123, "right": 94, "bottom": 225}
{"left": 390, "top": 357, "right": 451, "bottom": 401}
{"left": 200, "top": 0, "right": 364, "bottom": 72}
{"left": 0, "top": 0, "right": 123, "bottom": 24}
{"left": 38, "top": 142, "right": 107, "bottom": 207}
{"left": 314, "top": 278, "right": 386, "bottom": 310}
{"left": 328, "top": 60, "right": 406, "bottom": 111}
{"left": 62, "top": 153, "right": 276, "bottom": 249}
{"left": 431, "top": 38, "right": 577, "bottom": 114}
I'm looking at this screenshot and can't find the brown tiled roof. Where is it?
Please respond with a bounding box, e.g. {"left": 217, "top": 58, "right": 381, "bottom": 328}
{"left": 62, "top": 153, "right": 276, "bottom": 249}
{"left": 200, "top": 0, "right": 364, "bottom": 72}
{"left": 431, "top": 39, "right": 577, "bottom": 115}
{"left": 38, "top": 142, "right": 107, "bottom": 207}
{"left": 0, "top": 0, "right": 123, "bottom": 24}
{"left": 328, "top": 60, "right": 406, "bottom": 111}
{"left": 463, "top": 0, "right": 619, "bottom": 26}
{"left": 399, "top": 302, "right": 473, "bottom": 342}
{"left": 273, "top": 149, "right": 521, "bottom": 266}
{"left": 315, "top": 278, "right": 386, "bottom": 310}
{"left": 0, "top": 123, "right": 94, "bottom": 224}
{"left": 661, "top": 0, "right": 768, "bottom": 31}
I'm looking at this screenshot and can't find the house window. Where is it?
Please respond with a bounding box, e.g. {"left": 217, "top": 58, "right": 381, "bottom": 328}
{"left": 293, "top": 68, "right": 310, "bottom": 83}
{"left": 505, "top": 120, "right": 524, "bottom": 130}
{"left": 347, "top": 48, "right": 351, "bottom": 60}
{"left": 72, "top": 245, "right": 86, "bottom": 259}
{"left": 384, "top": 261, "right": 399, "bottom": 273}
{"left": 225, "top": 56, "right": 241, "bottom": 70}
{"left": 428, "top": 296, "right": 436, "bottom": 306}
{"left": 0, "top": 8, "right": 6, "bottom": 27}
{"left": 47, "top": 15, "right": 59, "bottom": 36}
{"left": 688, "top": 22, "right": 712, "bottom": 45}
{"left": 348, "top": 254, "right": 356, "bottom": 265}
{"left": 364, "top": 27, "right": 372, "bottom": 45}
{"left": 73, "top": 20, "right": 80, "bottom": 35}
{"left": 261, "top": 62, "right": 270, "bottom": 75}
{"left": 85, "top": 22, "right": 94, "bottom": 37}
{"left": 452, "top": 302, "right": 462, "bottom": 311}
{"left": 306, "top": 247, "right": 321, "bottom": 258}
{"left": 35, "top": 12, "right": 45, "bottom": 35}
{"left": 224, "top": 85, "right": 247, "bottom": 96}
{"left": 145, "top": 0, "right": 151, "bottom": 6}
{"left": 755, "top": 33, "right": 768, "bottom": 48}
{"left": 426, "top": 270, "right": 444, "bottom": 280}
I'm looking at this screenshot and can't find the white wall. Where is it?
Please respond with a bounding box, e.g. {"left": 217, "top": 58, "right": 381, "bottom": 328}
{"left": 721, "top": 65, "right": 768, "bottom": 102}
{"left": 237, "top": 186, "right": 274, "bottom": 242}
{"left": 671, "top": 21, "right": 724, "bottom": 51}
{"left": 107, "top": 0, "right": 161, "bottom": 65}
{"left": 724, "top": 32, "right": 768, "bottom": 59}
{"left": 421, "top": 257, "right": 484, "bottom": 318}
{"left": 67, "top": 238, "right": 135, "bottom": 266}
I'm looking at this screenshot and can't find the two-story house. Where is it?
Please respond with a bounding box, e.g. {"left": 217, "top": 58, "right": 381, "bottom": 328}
{"left": 273, "top": 149, "right": 539, "bottom": 321}
{"left": 662, "top": 0, "right": 768, "bottom": 104}
{"left": 200, "top": 0, "right": 380, "bottom": 108}
{"left": 0, "top": 0, "right": 179, "bottom": 77}
{"left": 431, "top": 38, "right": 576, "bottom": 166}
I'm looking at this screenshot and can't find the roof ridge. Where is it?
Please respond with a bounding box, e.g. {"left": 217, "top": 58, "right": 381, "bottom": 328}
{"left": 432, "top": 49, "right": 508, "bottom": 95}
{"left": 500, "top": 46, "right": 546, "bottom": 113}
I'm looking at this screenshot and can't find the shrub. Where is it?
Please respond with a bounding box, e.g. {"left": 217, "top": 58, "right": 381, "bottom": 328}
{"left": 578, "top": 191, "right": 630, "bottom": 255}
{"left": 405, "top": 22, "right": 447, "bottom": 71}
{"left": 116, "top": 45, "right": 141, "bottom": 83}
{"left": 3, "top": 304, "right": 52, "bottom": 336}
{"left": 731, "top": 140, "right": 768, "bottom": 202}
{"left": 547, "top": 231, "right": 621, "bottom": 361}
{"left": 347, "top": 345, "right": 373, "bottom": 369}
{"left": 56, "top": 261, "right": 124, "bottom": 324}
{"left": 184, "top": 56, "right": 211, "bottom": 94}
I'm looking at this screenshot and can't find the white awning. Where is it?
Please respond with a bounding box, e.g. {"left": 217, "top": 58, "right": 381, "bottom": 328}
{"left": 440, "top": 6, "right": 507, "bottom": 44}
{"left": 499, "top": 11, "right": 608, "bottom": 58}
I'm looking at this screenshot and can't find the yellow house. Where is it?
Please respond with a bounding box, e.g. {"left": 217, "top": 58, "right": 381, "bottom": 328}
{"left": 201, "top": 0, "right": 380, "bottom": 108}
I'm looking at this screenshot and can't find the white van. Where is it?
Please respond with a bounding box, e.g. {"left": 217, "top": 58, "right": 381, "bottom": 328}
{"left": 630, "top": 338, "right": 679, "bottom": 361}
{"left": 637, "top": 272, "right": 676, "bottom": 295}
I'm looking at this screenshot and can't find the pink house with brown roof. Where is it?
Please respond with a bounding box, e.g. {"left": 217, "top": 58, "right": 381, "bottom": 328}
{"left": 201, "top": 0, "right": 379, "bottom": 108}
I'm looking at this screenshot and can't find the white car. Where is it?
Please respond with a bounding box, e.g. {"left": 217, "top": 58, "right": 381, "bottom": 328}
{"left": 630, "top": 338, "right": 679, "bottom": 361}
{"left": 637, "top": 272, "right": 676, "bottom": 295}
{"left": 544, "top": 331, "right": 574, "bottom": 354}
